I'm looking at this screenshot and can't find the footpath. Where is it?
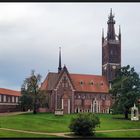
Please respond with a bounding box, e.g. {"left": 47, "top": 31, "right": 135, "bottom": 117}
{"left": 0, "top": 111, "right": 30, "bottom": 116}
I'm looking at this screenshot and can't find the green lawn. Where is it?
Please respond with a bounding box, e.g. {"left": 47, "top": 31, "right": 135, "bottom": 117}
{"left": 0, "top": 129, "right": 58, "bottom": 138}
{"left": 0, "top": 112, "right": 140, "bottom": 138}
{"left": 96, "top": 114, "right": 140, "bottom": 131}
{"left": 96, "top": 131, "right": 140, "bottom": 138}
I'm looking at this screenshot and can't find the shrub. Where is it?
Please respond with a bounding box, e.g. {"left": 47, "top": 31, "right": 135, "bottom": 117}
{"left": 69, "top": 112, "right": 100, "bottom": 136}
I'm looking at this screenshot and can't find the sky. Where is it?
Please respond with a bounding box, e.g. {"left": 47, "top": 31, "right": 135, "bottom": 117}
{"left": 0, "top": 3, "right": 140, "bottom": 91}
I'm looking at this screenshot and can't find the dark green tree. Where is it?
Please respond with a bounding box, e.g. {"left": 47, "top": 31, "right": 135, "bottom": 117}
{"left": 69, "top": 113, "right": 100, "bottom": 136}
{"left": 20, "top": 70, "right": 41, "bottom": 114}
{"left": 37, "top": 90, "right": 49, "bottom": 108}
{"left": 110, "top": 65, "right": 140, "bottom": 119}
{"left": 19, "top": 86, "right": 33, "bottom": 111}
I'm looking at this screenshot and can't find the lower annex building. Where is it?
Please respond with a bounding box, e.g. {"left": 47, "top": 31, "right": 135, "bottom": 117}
{"left": 0, "top": 88, "right": 21, "bottom": 113}
{"left": 40, "top": 9, "right": 121, "bottom": 114}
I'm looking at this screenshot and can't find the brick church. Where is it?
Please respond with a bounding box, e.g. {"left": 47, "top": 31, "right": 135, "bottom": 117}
{"left": 40, "top": 9, "right": 121, "bottom": 114}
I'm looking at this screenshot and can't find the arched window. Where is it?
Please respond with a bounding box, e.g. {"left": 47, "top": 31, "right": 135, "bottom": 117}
{"left": 94, "top": 101, "right": 97, "bottom": 113}
{"left": 92, "top": 99, "right": 100, "bottom": 113}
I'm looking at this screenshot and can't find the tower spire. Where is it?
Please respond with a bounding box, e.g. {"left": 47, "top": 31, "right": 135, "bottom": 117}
{"left": 107, "top": 8, "right": 116, "bottom": 40}
{"left": 110, "top": 8, "right": 112, "bottom": 16}
{"left": 58, "top": 47, "right": 62, "bottom": 73}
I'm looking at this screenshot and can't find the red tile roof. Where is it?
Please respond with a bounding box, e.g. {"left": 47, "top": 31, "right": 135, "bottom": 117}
{"left": 0, "top": 88, "right": 21, "bottom": 96}
{"left": 40, "top": 73, "right": 58, "bottom": 90}
{"left": 41, "top": 72, "right": 109, "bottom": 93}
{"left": 70, "top": 74, "right": 109, "bottom": 93}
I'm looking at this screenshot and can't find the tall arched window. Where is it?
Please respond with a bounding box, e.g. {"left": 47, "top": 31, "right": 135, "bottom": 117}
{"left": 93, "top": 99, "right": 98, "bottom": 113}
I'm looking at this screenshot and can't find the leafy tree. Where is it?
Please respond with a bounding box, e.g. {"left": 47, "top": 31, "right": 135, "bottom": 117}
{"left": 20, "top": 70, "right": 41, "bottom": 114}
{"left": 69, "top": 113, "right": 100, "bottom": 136}
{"left": 19, "top": 87, "right": 33, "bottom": 111}
{"left": 110, "top": 65, "right": 140, "bottom": 119}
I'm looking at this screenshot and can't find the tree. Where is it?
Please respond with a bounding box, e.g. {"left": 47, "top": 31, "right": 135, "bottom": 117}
{"left": 110, "top": 65, "right": 140, "bottom": 119}
{"left": 19, "top": 86, "right": 33, "bottom": 111}
{"left": 20, "top": 70, "right": 41, "bottom": 114}
{"left": 37, "top": 90, "right": 49, "bottom": 108}
{"left": 69, "top": 113, "right": 100, "bottom": 136}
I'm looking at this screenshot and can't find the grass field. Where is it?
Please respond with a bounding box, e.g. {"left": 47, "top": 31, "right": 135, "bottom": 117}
{"left": 0, "top": 112, "right": 140, "bottom": 138}
{"left": 96, "top": 131, "right": 140, "bottom": 138}
{"left": 0, "top": 129, "right": 59, "bottom": 138}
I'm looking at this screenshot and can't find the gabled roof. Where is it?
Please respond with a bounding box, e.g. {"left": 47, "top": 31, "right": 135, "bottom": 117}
{"left": 41, "top": 70, "right": 109, "bottom": 93}
{"left": 70, "top": 74, "right": 109, "bottom": 93}
{"left": 0, "top": 88, "right": 21, "bottom": 96}
{"left": 40, "top": 72, "right": 58, "bottom": 90}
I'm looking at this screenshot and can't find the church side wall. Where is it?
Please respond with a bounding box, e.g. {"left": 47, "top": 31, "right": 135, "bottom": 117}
{"left": 74, "top": 92, "right": 111, "bottom": 113}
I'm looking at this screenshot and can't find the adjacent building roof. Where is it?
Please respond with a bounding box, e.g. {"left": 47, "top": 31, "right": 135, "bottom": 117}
{"left": 0, "top": 88, "right": 21, "bottom": 96}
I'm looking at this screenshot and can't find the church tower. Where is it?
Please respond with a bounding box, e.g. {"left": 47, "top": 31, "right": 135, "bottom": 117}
{"left": 102, "top": 9, "right": 121, "bottom": 83}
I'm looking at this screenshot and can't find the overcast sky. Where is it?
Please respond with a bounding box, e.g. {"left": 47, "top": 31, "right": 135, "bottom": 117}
{"left": 0, "top": 3, "right": 140, "bottom": 91}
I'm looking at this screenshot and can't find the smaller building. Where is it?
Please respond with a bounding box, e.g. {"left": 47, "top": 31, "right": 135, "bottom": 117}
{"left": 0, "top": 88, "right": 21, "bottom": 113}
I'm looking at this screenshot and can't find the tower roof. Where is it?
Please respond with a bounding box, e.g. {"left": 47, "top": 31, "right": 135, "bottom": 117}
{"left": 107, "top": 8, "right": 116, "bottom": 40}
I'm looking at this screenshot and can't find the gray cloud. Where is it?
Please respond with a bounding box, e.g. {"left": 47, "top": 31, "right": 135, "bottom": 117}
{"left": 0, "top": 3, "right": 140, "bottom": 90}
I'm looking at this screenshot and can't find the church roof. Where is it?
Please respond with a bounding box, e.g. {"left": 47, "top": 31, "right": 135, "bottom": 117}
{"left": 0, "top": 88, "right": 21, "bottom": 96}
{"left": 41, "top": 72, "right": 58, "bottom": 90}
{"left": 70, "top": 74, "right": 109, "bottom": 93}
{"left": 41, "top": 72, "right": 109, "bottom": 93}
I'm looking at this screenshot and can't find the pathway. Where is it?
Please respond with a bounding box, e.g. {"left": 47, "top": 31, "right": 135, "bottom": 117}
{"left": 0, "top": 111, "right": 31, "bottom": 116}
{"left": 0, "top": 127, "right": 140, "bottom": 138}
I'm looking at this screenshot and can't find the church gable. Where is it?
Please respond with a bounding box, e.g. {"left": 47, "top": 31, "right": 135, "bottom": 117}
{"left": 55, "top": 66, "right": 75, "bottom": 91}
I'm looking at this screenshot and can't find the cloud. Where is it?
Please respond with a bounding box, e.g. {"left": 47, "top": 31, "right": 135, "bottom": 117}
{"left": 0, "top": 3, "right": 140, "bottom": 90}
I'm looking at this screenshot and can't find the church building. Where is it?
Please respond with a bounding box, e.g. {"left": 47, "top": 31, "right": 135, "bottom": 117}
{"left": 40, "top": 9, "right": 121, "bottom": 114}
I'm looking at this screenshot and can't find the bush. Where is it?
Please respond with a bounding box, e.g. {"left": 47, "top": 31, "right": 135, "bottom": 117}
{"left": 69, "top": 112, "right": 100, "bottom": 136}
